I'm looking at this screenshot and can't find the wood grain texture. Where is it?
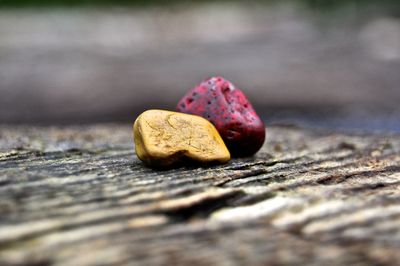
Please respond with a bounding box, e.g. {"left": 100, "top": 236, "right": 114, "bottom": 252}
{"left": 0, "top": 124, "right": 399, "bottom": 266}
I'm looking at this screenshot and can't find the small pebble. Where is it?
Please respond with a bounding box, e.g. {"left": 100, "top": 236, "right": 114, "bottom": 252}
{"left": 177, "top": 77, "right": 265, "bottom": 156}
{"left": 133, "top": 109, "right": 230, "bottom": 168}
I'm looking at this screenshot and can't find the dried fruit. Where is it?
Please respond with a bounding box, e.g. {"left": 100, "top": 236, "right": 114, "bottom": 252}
{"left": 177, "top": 77, "right": 265, "bottom": 156}
{"left": 133, "top": 109, "right": 230, "bottom": 168}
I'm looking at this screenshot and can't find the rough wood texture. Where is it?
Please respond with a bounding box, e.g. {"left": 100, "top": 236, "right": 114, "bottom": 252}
{"left": 0, "top": 124, "right": 399, "bottom": 266}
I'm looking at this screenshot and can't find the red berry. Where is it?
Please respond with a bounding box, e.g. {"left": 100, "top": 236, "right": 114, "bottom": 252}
{"left": 177, "top": 77, "right": 265, "bottom": 157}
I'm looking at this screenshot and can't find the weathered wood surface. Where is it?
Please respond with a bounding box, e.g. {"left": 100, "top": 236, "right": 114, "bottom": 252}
{"left": 0, "top": 124, "right": 399, "bottom": 266}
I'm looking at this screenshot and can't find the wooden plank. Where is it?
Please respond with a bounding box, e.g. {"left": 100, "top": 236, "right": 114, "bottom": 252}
{"left": 0, "top": 124, "right": 399, "bottom": 265}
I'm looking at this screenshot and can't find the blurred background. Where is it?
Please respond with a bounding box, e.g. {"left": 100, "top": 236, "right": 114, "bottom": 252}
{"left": 0, "top": 0, "right": 399, "bottom": 131}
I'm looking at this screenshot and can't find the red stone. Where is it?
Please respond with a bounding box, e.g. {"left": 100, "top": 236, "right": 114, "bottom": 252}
{"left": 177, "top": 77, "right": 265, "bottom": 156}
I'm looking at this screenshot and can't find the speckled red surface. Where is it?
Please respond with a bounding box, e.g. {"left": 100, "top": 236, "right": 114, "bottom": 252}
{"left": 177, "top": 77, "right": 265, "bottom": 157}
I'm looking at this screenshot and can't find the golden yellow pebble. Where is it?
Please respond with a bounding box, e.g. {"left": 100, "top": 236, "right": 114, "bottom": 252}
{"left": 133, "top": 109, "right": 230, "bottom": 167}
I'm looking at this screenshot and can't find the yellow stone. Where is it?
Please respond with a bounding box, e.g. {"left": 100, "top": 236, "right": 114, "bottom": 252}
{"left": 133, "top": 109, "right": 230, "bottom": 167}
